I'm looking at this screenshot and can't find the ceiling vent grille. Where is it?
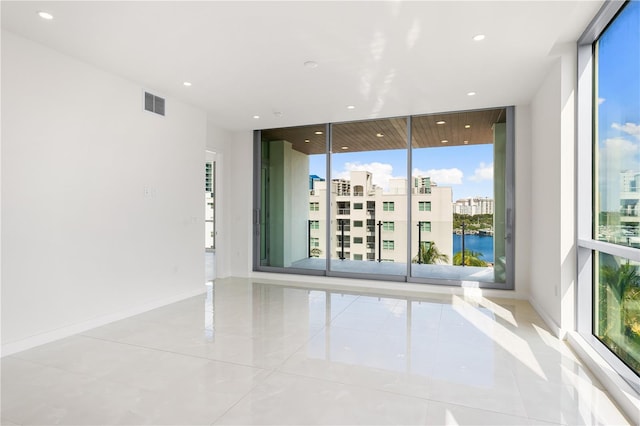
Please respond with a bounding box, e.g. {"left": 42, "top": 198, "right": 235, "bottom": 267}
{"left": 144, "top": 91, "right": 165, "bottom": 116}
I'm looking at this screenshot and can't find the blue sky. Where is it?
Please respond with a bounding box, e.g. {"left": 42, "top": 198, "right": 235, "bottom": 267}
{"left": 597, "top": 0, "right": 640, "bottom": 212}
{"left": 309, "top": 143, "right": 494, "bottom": 201}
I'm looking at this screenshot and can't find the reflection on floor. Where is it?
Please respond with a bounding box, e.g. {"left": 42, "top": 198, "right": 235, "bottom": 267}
{"left": 1, "top": 278, "right": 631, "bottom": 425}
{"left": 205, "top": 251, "right": 215, "bottom": 282}
{"left": 291, "top": 257, "right": 496, "bottom": 282}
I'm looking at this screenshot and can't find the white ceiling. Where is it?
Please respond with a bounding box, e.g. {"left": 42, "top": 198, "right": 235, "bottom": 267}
{"left": 1, "top": 1, "right": 603, "bottom": 132}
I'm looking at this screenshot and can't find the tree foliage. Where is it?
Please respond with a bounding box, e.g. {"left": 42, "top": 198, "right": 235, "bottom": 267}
{"left": 453, "top": 214, "right": 493, "bottom": 232}
{"left": 412, "top": 241, "right": 449, "bottom": 264}
{"left": 452, "top": 249, "right": 488, "bottom": 267}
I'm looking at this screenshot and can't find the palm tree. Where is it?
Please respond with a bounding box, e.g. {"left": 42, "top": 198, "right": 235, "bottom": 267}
{"left": 412, "top": 241, "right": 449, "bottom": 264}
{"left": 601, "top": 262, "right": 640, "bottom": 306}
{"left": 599, "top": 260, "right": 640, "bottom": 338}
{"left": 453, "top": 249, "right": 488, "bottom": 267}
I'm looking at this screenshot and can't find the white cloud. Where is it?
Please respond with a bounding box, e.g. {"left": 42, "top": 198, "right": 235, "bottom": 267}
{"left": 600, "top": 137, "right": 640, "bottom": 170}
{"left": 412, "top": 167, "right": 463, "bottom": 185}
{"left": 612, "top": 122, "right": 640, "bottom": 138}
{"left": 469, "top": 162, "right": 493, "bottom": 182}
{"left": 335, "top": 162, "right": 398, "bottom": 190}
{"left": 598, "top": 137, "right": 640, "bottom": 210}
{"left": 598, "top": 98, "right": 606, "bottom": 105}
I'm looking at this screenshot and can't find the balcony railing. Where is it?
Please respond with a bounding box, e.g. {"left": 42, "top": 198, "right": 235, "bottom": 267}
{"left": 337, "top": 209, "right": 351, "bottom": 215}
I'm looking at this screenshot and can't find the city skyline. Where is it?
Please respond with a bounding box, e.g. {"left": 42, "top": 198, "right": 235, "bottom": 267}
{"left": 308, "top": 143, "right": 495, "bottom": 200}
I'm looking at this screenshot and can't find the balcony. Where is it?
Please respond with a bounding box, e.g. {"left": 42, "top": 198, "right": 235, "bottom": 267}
{"left": 337, "top": 209, "right": 351, "bottom": 215}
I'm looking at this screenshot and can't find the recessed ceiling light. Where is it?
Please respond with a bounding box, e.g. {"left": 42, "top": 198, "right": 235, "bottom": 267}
{"left": 304, "top": 61, "right": 318, "bottom": 68}
{"left": 304, "top": 139, "right": 310, "bottom": 143}
{"left": 464, "top": 124, "right": 471, "bottom": 129}
{"left": 376, "top": 132, "right": 384, "bottom": 138}
{"left": 315, "top": 131, "right": 323, "bottom": 135}
{"left": 441, "top": 140, "right": 449, "bottom": 144}
{"left": 183, "top": 81, "right": 192, "bottom": 87}
{"left": 464, "top": 140, "right": 469, "bottom": 144}
{"left": 473, "top": 34, "right": 485, "bottom": 41}
{"left": 347, "top": 105, "right": 356, "bottom": 110}
{"left": 467, "top": 91, "right": 477, "bottom": 96}
{"left": 341, "top": 146, "right": 349, "bottom": 150}
{"left": 436, "top": 120, "right": 446, "bottom": 125}
{"left": 253, "top": 115, "right": 260, "bottom": 119}
{"left": 38, "top": 11, "right": 53, "bottom": 20}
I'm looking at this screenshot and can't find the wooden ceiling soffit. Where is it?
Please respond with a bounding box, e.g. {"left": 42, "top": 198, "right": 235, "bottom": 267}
{"left": 260, "top": 108, "right": 505, "bottom": 155}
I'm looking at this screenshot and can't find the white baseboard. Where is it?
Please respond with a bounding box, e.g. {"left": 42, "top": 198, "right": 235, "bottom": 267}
{"left": 1, "top": 287, "right": 207, "bottom": 357}
{"left": 248, "top": 271, "right": 529, "bottom": 301}
{"left": 528, "top": 296, "right": 565, "bottom": 339}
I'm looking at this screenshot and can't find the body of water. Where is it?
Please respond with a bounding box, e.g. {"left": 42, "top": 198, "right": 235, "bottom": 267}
{"left": 452, "top": 234, "right": 494, "bottom": 263}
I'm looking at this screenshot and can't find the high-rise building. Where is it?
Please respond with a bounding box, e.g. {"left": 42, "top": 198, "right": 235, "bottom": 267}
{"left": 309, "top": 171, "right": 453, "bottom": 263}
{"left": 453, "top": 197, "right": 494, "bottom": 216}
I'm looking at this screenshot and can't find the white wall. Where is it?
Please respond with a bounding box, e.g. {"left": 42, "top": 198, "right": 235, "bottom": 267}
{"left": 228, "top": 131, "right": 254, "bottom": 277}
{"left": 1, "top": 32, "right": 207, "bottom": 353}
{"left": 529, "top": 45, "right": 577, "bottom": 335}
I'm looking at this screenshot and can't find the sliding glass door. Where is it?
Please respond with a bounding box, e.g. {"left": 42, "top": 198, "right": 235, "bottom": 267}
{"left": 410, "top": 109, "right": 508, "bottom": 284}
{"left": 254, "top": 108, "right": 514, "bottom": 288}
{"left": 257, "top": 124, "right": 327, "bottom": 273}
{"left": 329, "top": 118, "right": 407, "bottom": 279}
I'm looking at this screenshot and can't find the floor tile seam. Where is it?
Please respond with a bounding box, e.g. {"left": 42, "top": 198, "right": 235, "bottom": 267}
{"left": 78, "top": 334, "right": 274, "bottom": 372}
{"left": 420, "top": 397, "right": 540, "bottom": 425}
{"left": 328, "top": 297, "right": 359, "bottom": 322}
{"left": 271, "top": 325, "right": 329, "bottom": 371}
{"left": 2, "top": 354, "right": 116, "bottom": 394}
{"left": 207, "top": 369, "right": 280, "bottom": 426}
{"left": 267, "top": 368, "right": 441, "bottom": 405}
{"left": 269, "top": 367, "right": 563, "bottom": 423}
{"left": 508, "top": 355, "right": 568, "bottom": 426}
{"left": 2, "top": 354, "right": 99, "bottom": 380}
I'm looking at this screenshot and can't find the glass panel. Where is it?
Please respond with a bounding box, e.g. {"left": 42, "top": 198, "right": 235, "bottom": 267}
{"left": 410, "top": 109, "right": 507, "bottom": 283}
{"left": 594, "top": 251, "right": 640, "bottom": 376}
{"left": 594, "top": 1, "right": 640, "bottom": 247}
{"left": 330, "top": 118, "right": 407, "bottom": 276}
{"left": 259, "top": 125, "right": 327, "bottom": 270}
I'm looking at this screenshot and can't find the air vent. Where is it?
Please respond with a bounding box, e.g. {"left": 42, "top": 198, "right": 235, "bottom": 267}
{"left": 144, "top": 91, "right": 165, "bottom": 116}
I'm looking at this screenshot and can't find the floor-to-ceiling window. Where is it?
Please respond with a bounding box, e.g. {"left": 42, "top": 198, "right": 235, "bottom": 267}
{"left": 254, "top": 107, "right": 514, "bottom": 288}
{"left": 578, "top": 0, "right": 640, "bottom": 391}
{"left": 256, "top": 124, "right": 327, "bottom": 274}
{"left": 329, "top": 118, "right": 408, "bottom": 278}
{"left": 410, "top": 109, "right": 509, "bottom": 285}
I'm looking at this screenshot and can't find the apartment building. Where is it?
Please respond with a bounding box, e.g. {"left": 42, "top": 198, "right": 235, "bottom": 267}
{"left": 453, "top": 197, "right": 495, "bottom": 216}
{"left": 619, "top": 171, "right": 640, "bottom": 233}
{"left": 309, "top": 171, "right": 453, "bottom": 263}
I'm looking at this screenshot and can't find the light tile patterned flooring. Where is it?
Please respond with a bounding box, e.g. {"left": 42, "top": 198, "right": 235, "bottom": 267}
{"left": 1, "top": 277, "right": 632, "bottom": 425}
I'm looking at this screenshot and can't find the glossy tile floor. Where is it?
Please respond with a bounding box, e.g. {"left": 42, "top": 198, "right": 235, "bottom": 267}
{"left": 1, "top": 278, "right": 632, "bottom": 425}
